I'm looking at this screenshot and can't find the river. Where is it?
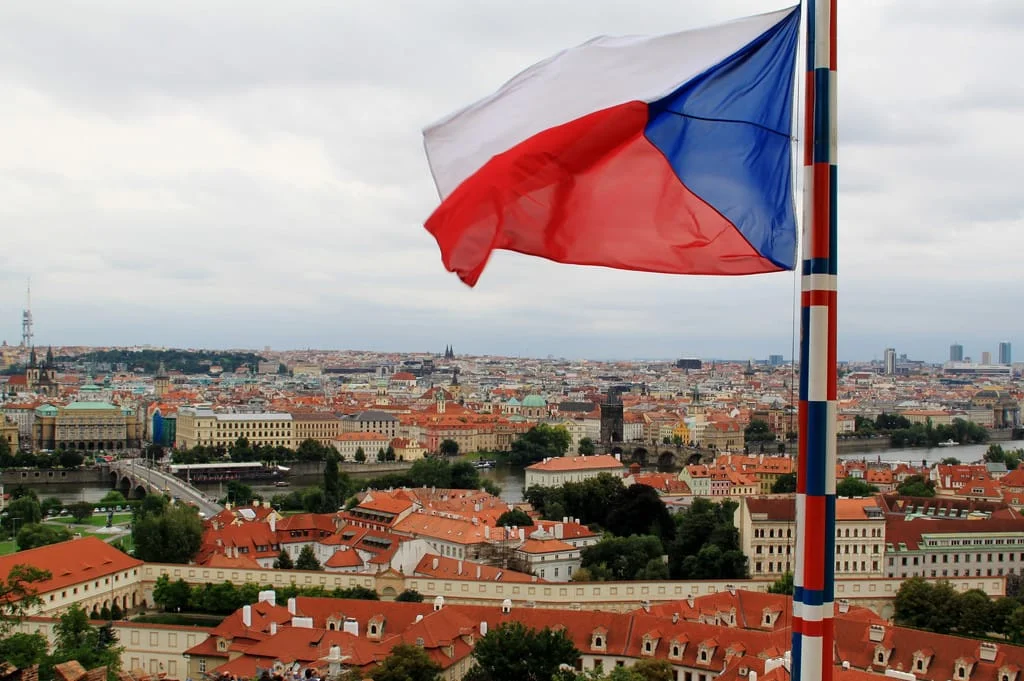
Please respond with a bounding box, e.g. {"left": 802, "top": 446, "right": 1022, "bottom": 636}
{"left": 14, "top": 440, "right": 1019, "bottom": 506}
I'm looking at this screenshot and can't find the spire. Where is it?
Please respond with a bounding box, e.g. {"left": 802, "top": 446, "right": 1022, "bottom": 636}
{"left": 29, "top": 346, "right": 37, "bottom": 367}
{"left": 45, "top": 345, "right": 54, "bottom": 367}
{"left": 156, "top": 360, "right": 168, "bottom": 379}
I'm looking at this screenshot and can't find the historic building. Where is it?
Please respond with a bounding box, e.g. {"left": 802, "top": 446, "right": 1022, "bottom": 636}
{"left": 175, "top": 407, "right": 294, "bottom": 449}
{"left": 33, "top": 400, "right": 143, "bottom": 451}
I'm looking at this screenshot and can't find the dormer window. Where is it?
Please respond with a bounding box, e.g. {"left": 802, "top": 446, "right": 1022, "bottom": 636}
{"left": 591, "top": 629, "right": 607, "bottom": 651}
{"left": 700, "top": 650, "right": 708, "bottom": 662}
{"left": 873, "top": 645, "right": 892, "bottom": 667}
{"left": 671, "top": 644, "right": 680, "bottom": 659}
{"left": 644, "top": 641, "right": 652, "bottom": 654}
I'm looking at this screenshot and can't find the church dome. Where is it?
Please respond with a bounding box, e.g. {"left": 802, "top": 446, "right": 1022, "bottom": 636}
{"left": 522, "top": 395, "right": 547, "bottom": 408}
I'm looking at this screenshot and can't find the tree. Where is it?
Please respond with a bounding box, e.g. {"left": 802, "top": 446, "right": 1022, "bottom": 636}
{"left": 578, "top": 437, "right": 596, "bottom": 455}
{"left": 3, "top": 495, "right": 42, "bottom": 531}
{"left": 894, "top": 577, "right": 934, "bottom": 629}
{"left": 744, "top": 419, "right": 775, "bottom": 444}
{"left": 371, "top": 643, "right": 441, "bottom": 681}
{"left": 768, "top": 572, "right": 795, "bottom": 595}
{"left": 450, "top": 460, "right": 483, "bottom": 490}
{"left": 896, "top": 474, "right": 936, "bottom": 498}
{"left": 959, "top": 589, "right": 995, "bottom": 637}
{"left": 0, "top": 564, "right": 52, "bottom": 633}
{"left": 409, "top": 457, "right": 454, "bottom": 488}
{"left": 295, "top": 545, "right": 323, "bottom": 571}
{"left": 605, "top": 484, "right": 675, "bottom": 540}
{"left": 132, "top": 502, "right": 203, "bottom": 563}
{"left": 628, "top": 659, "right": 675, "bottom": 681}
{"left": 51, "top": 605, "right": 123, "bottom": 679}
{"left": 354, "top": 447, "right": 366, "bottom": 463}
{"left": 58, "top": 448, "right": 85, "bottom": 469}
{"left": 581, "top": 535, "right": 664, "bottom": 581}
{"left": 439, "top": 439, "right": 460, "bottom": 457}
{"left": 324, "top": 452, "right": 342, "bottom": 508}
{"left": 16, "top": 523, "right": 72, "bottom": 550}
{"left": 385, "top": 445, "right": 396, "bottom": 462}
{"left": 273, "top": 549, "right": 294, "bottom": 569}
{"left": 152, "top": 575, "right": 192, "bottom": 612}
{"left": 395, "top": 589, "right": 425, "bottom": 603}
{"left": 302, "top": 487, "right": 330, "bottom": 513}
{"left": 41, "top": 496, "right": 64, "bottom": 517}
{"left": 224, "top": 480, "right": 255, "bottom": 506}
{"left": 471, "top": 621, "right": 579, "bottom": 681}
{"left": 496, "top": 509, "right": 533, "bottom": 528}
{"left": 836, "top": 477, "right": 878, "bottom": 497}
{"left": 667, "top": 498, "right": 746, "bottom": 580}
{"left": 377, "top": 448, "right": 386, "bottom": 462}
{"left": 940, "top": 457, "right": 961, "bottom": 465}
{"left": 771, "top": 473, "right": 796, "bottom": 494}
{"left": 509, "top": 424, "right": 572, "bottom": 466}
{"left": 0, "top": 632, "right": 48, "bottom": 671}
{"left": 68, "top": 500, "right": 96, "bottom": 522}
{"left": 99, "top": 490, "right": 127, "bottom": 506}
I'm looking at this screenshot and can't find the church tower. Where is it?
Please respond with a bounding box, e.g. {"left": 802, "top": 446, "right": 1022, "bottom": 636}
{"left": 154, "top": 361, "right": 170, "bottom": 399}
{"left": 435, "top": 387, "right": 446, "bottom": 414}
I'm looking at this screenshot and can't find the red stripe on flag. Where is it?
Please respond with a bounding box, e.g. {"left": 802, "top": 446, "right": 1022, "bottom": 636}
{"left": 425, "top": 102, "right": 779, "bottom": 286}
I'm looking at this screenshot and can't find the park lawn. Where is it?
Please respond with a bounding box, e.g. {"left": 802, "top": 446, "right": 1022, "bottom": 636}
{"left": 0, "top": 539, "right": 15, "bottom": 556}
{"left": 52, "top": 513, "right": 132, "bottom": 527}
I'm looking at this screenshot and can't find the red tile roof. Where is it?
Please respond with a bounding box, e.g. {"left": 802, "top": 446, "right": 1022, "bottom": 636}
{"left": 0, "top": 537, "right": 142, "bottom": 597}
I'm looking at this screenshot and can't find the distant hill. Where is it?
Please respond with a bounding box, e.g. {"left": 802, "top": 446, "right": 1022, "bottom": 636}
{"left": 56, "top": 348, "right": 266, "bottom": 375}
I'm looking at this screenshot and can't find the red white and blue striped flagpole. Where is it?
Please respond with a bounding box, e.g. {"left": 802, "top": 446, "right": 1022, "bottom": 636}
{"left": 793, "top": 0, "right": 838, "bottom": 679}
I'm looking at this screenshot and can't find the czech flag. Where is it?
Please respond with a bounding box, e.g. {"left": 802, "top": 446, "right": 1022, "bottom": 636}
{"left": 424, "top": 7, "right": 800, "bottom": 287}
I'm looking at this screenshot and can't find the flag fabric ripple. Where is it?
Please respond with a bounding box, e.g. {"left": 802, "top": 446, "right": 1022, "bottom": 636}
{"left": 423, "top": 7, "right": 801, "bottom": 287}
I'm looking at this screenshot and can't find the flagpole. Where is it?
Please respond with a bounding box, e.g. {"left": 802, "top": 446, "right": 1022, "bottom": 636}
{"left": 793, "top": 0, "right": 837, "bottom": 679}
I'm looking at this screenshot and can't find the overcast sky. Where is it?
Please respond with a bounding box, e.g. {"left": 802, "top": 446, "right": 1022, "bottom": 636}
{"left": 0, "top": 1, "right": 1021, "bottom": 363}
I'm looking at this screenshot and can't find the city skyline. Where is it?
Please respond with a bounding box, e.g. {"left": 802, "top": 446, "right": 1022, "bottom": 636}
{"left": 1, "top": 2, "right": 1022, "bottom": 362}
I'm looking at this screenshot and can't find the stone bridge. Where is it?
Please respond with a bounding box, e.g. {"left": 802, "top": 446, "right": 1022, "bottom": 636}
{"left": 599, "top": 442, "right": 712, "bottom": 469}
{"left": 106, "top": 459, "right": 224, "bottom": 517}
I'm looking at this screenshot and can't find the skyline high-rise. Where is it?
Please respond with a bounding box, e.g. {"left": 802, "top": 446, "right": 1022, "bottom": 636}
{"left": 884, "top": 347, "right": 896, "bottom": 375}
{"left": 949, "top": 343, "right": 964, "bottom": 362}
{"left": 1000, "top": 341, "right": 1012, "bottom": 365}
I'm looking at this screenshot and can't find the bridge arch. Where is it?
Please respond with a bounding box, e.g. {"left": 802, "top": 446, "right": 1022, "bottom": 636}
{"left": 657, "top": 451, "right": 676, "bottom": 470}
{"left": 630, "top": 447, "right": 649, "bottom": 466}
{"left": 686, "top": 452, "right": 703, "bottom": 465}
{"left": 119, "top": 476, "right": 132, "bottom": 495}
{"left": 133, "top": 484, "right": 148, "bottom": 499}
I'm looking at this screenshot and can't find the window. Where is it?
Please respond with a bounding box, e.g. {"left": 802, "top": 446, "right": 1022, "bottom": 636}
{"left": 198, "top": 660, "right": 206, "bottom": 673}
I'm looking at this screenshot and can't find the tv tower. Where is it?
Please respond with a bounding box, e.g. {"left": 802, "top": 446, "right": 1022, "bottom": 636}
{"left": 21, "top": 278, "right": 33, "bottom": 348}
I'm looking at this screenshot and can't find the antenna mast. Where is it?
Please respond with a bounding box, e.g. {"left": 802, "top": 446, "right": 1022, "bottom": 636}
{"left": 21, "top": 278, "right": 34, "bottom": 348}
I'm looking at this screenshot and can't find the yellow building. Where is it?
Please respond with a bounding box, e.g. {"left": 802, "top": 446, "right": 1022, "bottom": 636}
{"left": 175, "top": 407, "right": 294, "bottom": 449}
{"left": 33, "top": 401, "right": 143, "bottom": 452}
{"left": 290, "top": 411, "right": 344, "bottom": 447}
{"left": 1, "top": 415, "right": 18, "bottom": 450}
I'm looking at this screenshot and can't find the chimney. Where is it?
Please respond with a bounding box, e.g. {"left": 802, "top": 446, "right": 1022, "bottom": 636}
{"left": 686, "top": 595, "right": 694, "bottom": 608}
{"left": 868, "top": 624, "right": 885, "bottom": 642}
{"left": 242, "top": 605, "right": 252, "bottom": 628}
{"left": 980, "top": 642, "right": 998, "bottom": 662}
{"left": 292, "top": 616, "right": 313, "bottom": 628}
{"left": 480, "top": 621, "right": 488, "bottom": 636}
{"left": 672, "top": 612, "right": 679, "bottom": 624}
{"left": 726, "top": 584, "right": 736, "bottom": 596}
{"left": 269, "top": 515, "right": 276, "bottom": 533}
{"left": 519, "top": 528, "right": 525, "bottom": 541}
{"left": 501, "top": 599, "right": 512, "bottom": 614}
{"left": 287, "top": 597, "right": 297, "bottom": 615}
{"left": 484, "top": 525, "right": 491, "bottom": 539}
{"left": 258, "top": 589, "right": 276, "bottom": 606}
{"left": 342, "top": 617, "right": 359, "bottom": 636}
{"left": 476, "top": 565, "right": 482, "bottom": 579}
{"left": 270, "top": 621, "right": 278, "bottom": 635}
{"left": 554, "top": 524, "right": 564, "bottom": 539}
{"left": 434, "top": 596, "right": 445, "bottom": 611}
{"left": 457, "top": 560, "right": 463, "bottom": 575}
{"left": 749, "top": 672, "right": 757, "bottom": 681}
{"left": 837, "top": 598, "right": 850, "bottom": 614}
{"left": 562, "top": 516, "right": 569, "bottom": 523}
{"left": 432, "top": 557, "right": 439, "bottom": 570}
{"left": 415, "top": 614, "right": 423, "bottom": 622}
